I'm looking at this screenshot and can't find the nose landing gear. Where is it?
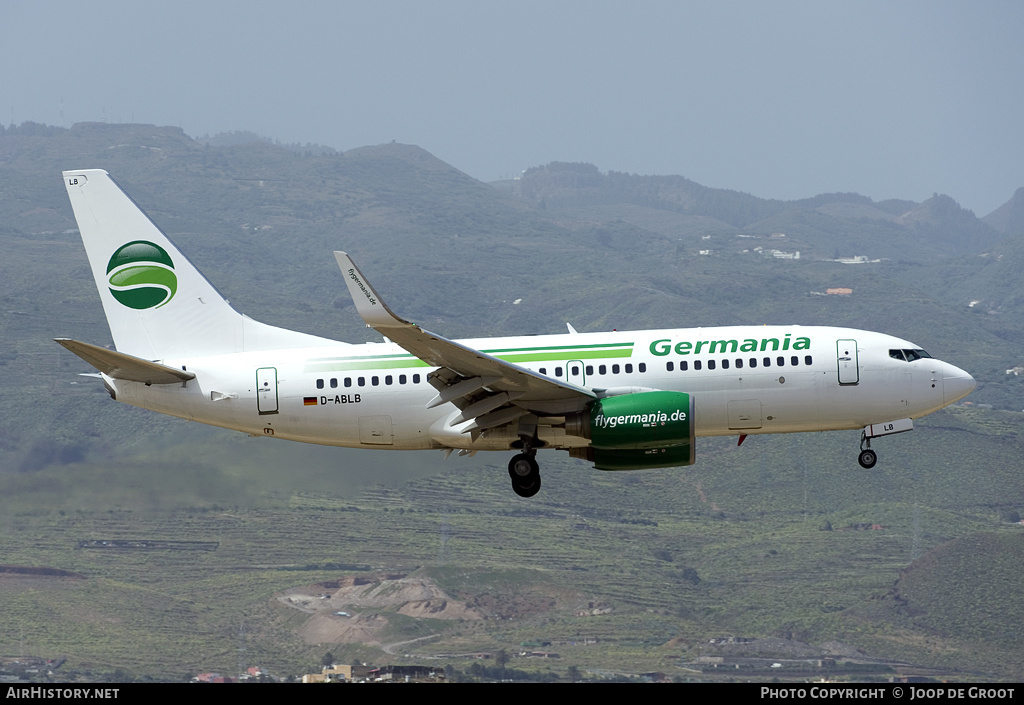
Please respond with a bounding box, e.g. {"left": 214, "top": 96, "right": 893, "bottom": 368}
{"left": 858, "top": 418, "right": 914, "bottom": 469}
{"left": 858, "top": 443, "right": 878, "bottom": 469}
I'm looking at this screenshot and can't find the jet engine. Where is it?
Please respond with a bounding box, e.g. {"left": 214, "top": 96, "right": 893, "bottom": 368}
{"left": 565, "top": 390, "right": 695, "bottom": 470}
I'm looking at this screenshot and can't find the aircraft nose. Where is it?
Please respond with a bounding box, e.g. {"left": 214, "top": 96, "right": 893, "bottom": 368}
{"left": 943, "top": 363, "right": 977, "bottom": 405}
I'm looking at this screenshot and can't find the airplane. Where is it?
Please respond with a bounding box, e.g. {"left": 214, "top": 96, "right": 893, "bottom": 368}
{"left": 57, "top": 169, "right": 977, "bottom": 497}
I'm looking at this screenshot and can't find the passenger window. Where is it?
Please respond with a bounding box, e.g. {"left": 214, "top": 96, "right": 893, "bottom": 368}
{"left": 586, "top": 365, "right": 594, "bottom": 375}
{"left": 555, "top": 367, "right": 563, "bottom": 377}
{"left": 358, "top": 377, "right": 366, "bottom": 387}
{"left": 599, "top": 365, "right": 607, "bottom": 375}
{"left": 667, "top": 362, "right": 674, "bottom": 372}
{"left": 804, "top": 356, "right": 812, "bottom": 365}
{"left": 777, "top": 356, "right": 785, "bottom": 367}
{"left": 708, "top": 360, "right": 716, "bottom": 370}
{"left": 345, "top": 377, "right": 352, "bottom": 388}
{"left": 539, "top": 367, "right": 547, "bottom": 375}
{"left": 791, "top": 356, "right": 798, "bottom": 366}
{"left": 625, "top": 363, "right": 633, "bottom": 373}
{"left": 749, "top": 358, "right": 757, "bottom": 368}
{"left": 399, "top": 375, "right": 407, "bottom": 384}
{"left": 330, "top": 378, "right": 338, "bottom": 388}
{"left": 736, "top": 358, "right": 743, "bottom": 369}
{"left": 638, "top": 363, "right": 646, "bottom": 373}
{"left": 385, "top": 375, "right": 393, "bottom": 385}
{"left": 680, "top": 361, "right": 688, "bottom": 371}
{"left": 413, "top": 374, "right": 421, "bottom": 384}
{"left": 372, "top": 376, "right": 379, "bottom": 386}
{"left": 570, "top": 365, "right": 579, "bottom": 375}
{"left": 612, "top": 364, "right": 620, "bottom": 374}
{"left": 763, "top": 357, "right": 771, "bottom": 367}
{"left": 722, "top": 359, "right": 730, "bottom": 370}
{"left": 316, "top": 378, "right": 324, "bottom": 389}
{"left": 694, "top": 360, "right": 702, "bottom": 371}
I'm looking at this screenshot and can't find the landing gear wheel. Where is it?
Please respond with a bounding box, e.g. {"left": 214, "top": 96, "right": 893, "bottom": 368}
{"left": 858, "top": 449, "right": 877, "bottom": 469}
{"left": 508, "top": 453, "right": 541, "bottom": 497}
{"left": 508, "top": 453, "right": 537, "bottom": 480}
{"left": 512, "top": 473, "right": 541, "bottom": 498}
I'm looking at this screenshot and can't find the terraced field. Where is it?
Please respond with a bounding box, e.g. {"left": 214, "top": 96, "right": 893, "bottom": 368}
{"left": 2, "top": 417, "right": 1021, "bottom": 680}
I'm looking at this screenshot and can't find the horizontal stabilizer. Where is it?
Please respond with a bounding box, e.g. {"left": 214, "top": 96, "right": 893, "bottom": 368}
{"left": 54, "top": 338, "right": 195, "bottom": 385}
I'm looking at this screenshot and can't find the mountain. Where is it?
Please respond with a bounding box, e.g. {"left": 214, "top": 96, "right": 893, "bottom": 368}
{"left": 984, "top": 186, "right": 1024, "bottom": 236}
{"left": 2, "top": 121, "right": 1024, "bottom": 679}
{"left": 498, "top": 162, "right": 1006, "bottom": 261}
{"left": 894, "top": 193, "right": 1005, "bottom": 254}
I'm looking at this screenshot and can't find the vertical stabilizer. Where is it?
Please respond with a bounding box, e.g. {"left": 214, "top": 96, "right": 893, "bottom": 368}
{"left": 63, "top": 170, "right": 335, "bottom": 359}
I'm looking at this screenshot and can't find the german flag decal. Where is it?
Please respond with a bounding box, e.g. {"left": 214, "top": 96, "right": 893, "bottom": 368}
{"left": 303, "top": 397, "right": 318, "bottom": 406}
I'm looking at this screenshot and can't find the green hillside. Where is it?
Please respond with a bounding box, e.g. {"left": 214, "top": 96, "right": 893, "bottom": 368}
{"left": 892, "top": 532, "right": 1024, "bottom": 648}
{"left": 1, "top": 122, "right": 1022, "bottom": 681}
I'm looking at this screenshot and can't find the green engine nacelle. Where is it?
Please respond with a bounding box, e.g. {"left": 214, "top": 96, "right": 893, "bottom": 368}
{"left": 566, "top": 391, "right": 696, "bottom": 471}
{"left": 589, "top": 445, "right": 695, "bottom": 471}
{"left": 589, "top": 390, "right": 694, "bottom": 449}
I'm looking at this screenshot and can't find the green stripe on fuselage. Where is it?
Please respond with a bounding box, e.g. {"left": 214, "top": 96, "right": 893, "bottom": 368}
{"left": 303, "top": 342, "right": 634, "bottom": 373}
{"left": 494, "top": 348, "right": 633, "bottom": 363}
{"left": 304, "top": 358, "right": 430, "bottom": 373}
{"left": 480, "top": 342, "right": 634, "bottom": 354}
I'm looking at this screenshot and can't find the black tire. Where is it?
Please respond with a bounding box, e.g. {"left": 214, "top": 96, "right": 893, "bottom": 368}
{"left": 512, "top": 474, "right": 541, "bottom": 498}
{"left": 508, "top": 453, "right": 541, "bottom": 497}
{"left": 508, "top": 454, "right": 538, "bottom": 480}
{"left": 858, "top": 449, "right": 877, "bottom": 469}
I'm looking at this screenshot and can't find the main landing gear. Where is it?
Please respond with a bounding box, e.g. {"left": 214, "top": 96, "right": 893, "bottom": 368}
{"left": 508, "top": 451, "right": 540, "bottom": 497}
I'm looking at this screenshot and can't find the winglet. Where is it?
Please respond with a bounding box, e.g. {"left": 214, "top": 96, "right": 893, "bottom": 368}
{"left": 334, "top": 252, "right": 414, "bottom": 329}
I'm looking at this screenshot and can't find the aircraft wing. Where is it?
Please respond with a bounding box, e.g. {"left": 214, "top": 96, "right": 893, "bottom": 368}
{"left": 335, "top": 252, "right": 595, "bottom": 433}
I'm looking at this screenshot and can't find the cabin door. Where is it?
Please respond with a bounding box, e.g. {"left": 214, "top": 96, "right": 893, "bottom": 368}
{"left": 836, "top": 339, "right": 859, "bottom": 385}
{"left": 256, "top": 367, "right": 279, "bottom": 415}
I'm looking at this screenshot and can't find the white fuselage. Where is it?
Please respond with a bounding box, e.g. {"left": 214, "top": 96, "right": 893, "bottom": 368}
{"left": 104, "top": 325, "right": 975, "bottom": 453}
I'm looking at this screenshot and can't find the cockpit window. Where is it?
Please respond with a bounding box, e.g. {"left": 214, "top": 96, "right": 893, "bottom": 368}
{"left": 890, "top": 348, "right": 932, "bottom": 362}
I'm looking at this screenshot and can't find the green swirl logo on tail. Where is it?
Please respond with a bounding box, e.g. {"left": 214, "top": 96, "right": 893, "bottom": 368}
{"left": 106, "top": 241, "right": 177, "bottom": 310}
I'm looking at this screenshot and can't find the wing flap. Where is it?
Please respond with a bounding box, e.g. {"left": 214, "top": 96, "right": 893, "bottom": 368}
{"left": 426, "top": 375, "right": 502, "bottom": 408}
{"left": 450, "top": 391, "right": 525, "bottom": 426}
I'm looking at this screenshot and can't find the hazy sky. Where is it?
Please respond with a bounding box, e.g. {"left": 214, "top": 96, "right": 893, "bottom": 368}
{"left": 4, "top": 1, "right": 1022, "bottom": 215}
